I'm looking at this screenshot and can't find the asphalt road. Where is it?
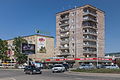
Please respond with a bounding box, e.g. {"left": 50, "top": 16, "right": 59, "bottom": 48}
{"left": 0, "top": 69, "right": 120, "bottom": 80}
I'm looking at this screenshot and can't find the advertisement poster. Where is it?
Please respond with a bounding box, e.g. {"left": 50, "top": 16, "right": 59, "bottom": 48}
{"left": 22, "top": 43, "right": 35, "bottom": 54}
{"left": 37, "top": 37, "right": 46, "bottom": 53}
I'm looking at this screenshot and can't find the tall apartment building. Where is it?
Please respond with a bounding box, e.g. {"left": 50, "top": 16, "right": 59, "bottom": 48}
{"left": 56, "top": 5, "right": 105, "bottom": 58}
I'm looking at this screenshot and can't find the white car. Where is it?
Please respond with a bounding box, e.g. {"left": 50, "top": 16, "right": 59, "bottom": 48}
{"left": 103, "top": 65, "right": 119, "bottom": 69}
{"left": 52, "top": 64, "right": 65, "bottom": 73}
{"left": 78, "top": 64, "right": 96, "bottom": 69}
{"left": 18, "top": 65, "right": 25, "bottom": 69}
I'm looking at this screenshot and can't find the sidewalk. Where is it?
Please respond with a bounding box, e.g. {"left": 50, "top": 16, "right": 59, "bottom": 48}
{"left": 65, "top": 70, "right": 120, "bottom": 78}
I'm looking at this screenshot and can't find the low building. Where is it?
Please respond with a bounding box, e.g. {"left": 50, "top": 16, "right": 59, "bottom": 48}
{"left": 7, "top": 34, "right": 55, "bottom": 62}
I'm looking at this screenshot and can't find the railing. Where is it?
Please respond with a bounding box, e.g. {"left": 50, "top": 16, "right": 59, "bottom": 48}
{"left": 59, "top": 23, "right": 69, "bottom": 27}
{"left": 83, "top": 44, "right": 97, "bottom": 48}
{"left": 60, "top": 28, "right": 69, "bottom": 32}
{"left": 83, "top": 51, "right": 97, "bottom": 54}
{"left": 83, "top": 12, "right": 97, "bottom": 17}
{"left": 59, "top": 46, "right": 69, "bottom": 49}
{"left": 83, "top": 18, "right": 97, "bottom": 22}
{"left": 83, "top": 26, "right": 97, "bottom": 30}
{"left": 60, "top": 17, "right": 69, "bottom": 21}
{"left": 60, "top": 52, "right": 70, "bottom": 56}
{"left": 83, "top": 32, "right": 97, "bottom": 35}
{"left": 60, "top": 40, "right": 69, "bottom": 44}
{"left": 60, "top": 34, "right": 69, "bottom": 38}
{"left": 83, "top": 38, "right": 97, "bottom": 42}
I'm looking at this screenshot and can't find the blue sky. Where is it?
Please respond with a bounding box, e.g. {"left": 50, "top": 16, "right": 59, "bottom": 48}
{"left": 0, "top": 0, "right": 120, "bottom": 53}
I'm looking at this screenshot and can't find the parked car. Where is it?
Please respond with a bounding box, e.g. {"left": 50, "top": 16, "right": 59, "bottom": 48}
{"left": 63, "top": 64, "right": 69, "bottom": 71}
{"left": 78, "top": 64, "right": 96, "bottom": 69}
{"left": 18, "top": 65, "right": 25, "bottom": 69}
{"left": 24, "top": 65, "right": 42, "bottom": 75}
{"left": 102, "top": 65, "right": 119, "bottom": 69}
{"left": 52, "top": 64, "right": 65, "bottom": 73}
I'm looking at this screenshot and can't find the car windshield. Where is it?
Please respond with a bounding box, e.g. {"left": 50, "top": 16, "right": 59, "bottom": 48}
{"left": 81, "top": 64, "right": 91, "bottom": 66}
{"left": 54, "top": 65, "right": 62, "bottom": 67}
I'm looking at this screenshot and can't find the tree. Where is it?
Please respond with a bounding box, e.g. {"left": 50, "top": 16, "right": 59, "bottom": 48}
{"left": 0, "top": 39, "right": 9, "bottom": 62}
{"left": 116, "top": 58, "right": 120, "bottom": 67}
{"left": 13, "top": 37, "right": 28, "bottom": 64}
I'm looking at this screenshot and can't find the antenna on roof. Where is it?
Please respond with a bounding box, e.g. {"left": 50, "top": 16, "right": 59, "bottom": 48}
{"left": 62, "top": 7, "right": 65, "bottom": 11}
{"left": 75, "top": 6, "right": 77, "bottom": 9}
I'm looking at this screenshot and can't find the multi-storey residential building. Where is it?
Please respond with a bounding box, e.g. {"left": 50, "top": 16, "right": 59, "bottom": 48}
{"left": 7, "top": 34, "right": 54, "bottom": 62}
{"left": 56, "top": 5, "right": 105, "bottom": 58}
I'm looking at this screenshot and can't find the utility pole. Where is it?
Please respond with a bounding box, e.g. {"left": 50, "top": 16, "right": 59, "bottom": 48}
{"left": 97, "top": 31, "right": 99, "bottom": 68}
{"left": 74, "top": 6, "right": 77, "bottom": 59}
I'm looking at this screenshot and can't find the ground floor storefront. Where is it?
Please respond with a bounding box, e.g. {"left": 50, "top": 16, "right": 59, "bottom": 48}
{"left": 34, "top": 57, "right": 112, "bottom": 68}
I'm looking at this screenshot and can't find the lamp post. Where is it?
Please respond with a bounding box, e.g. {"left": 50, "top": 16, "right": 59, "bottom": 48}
{"left": 74, "top": 6, "right": 77, "bottom": 59}
{"left": 97, "top": 31, "right": 99, "bottom": 68}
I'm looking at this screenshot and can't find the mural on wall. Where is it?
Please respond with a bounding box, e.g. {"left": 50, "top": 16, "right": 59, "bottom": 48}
{"left": 37, "top": 37, "right": 46, "bottom": 53}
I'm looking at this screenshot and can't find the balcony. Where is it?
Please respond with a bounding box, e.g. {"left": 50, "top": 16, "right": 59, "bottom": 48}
{"left": 59, "top": 46, "right": 69, "bottom": 50}
{"left": 83, "top": 44, "right": 97, "bottom": 48}
{"left": 83, "top": 51, "right": 97, "bottom": 54}
{"left": 60, "top": 34, "right": 69, "bottom": 38}
{"left": 59, "top": 23, "right": 69, "bottom": 27}
{"left": 83, "top": 38, "right": 97, "bottom": 42}
{"left": 60, "top": 52, "right": 70, "bottom": 56}
{"left": 60, "top": 28, "right": 69, "bottom": 33}
{"left": 83, "top": 12, "right": 97, "bottom": 17}
{"left": 83, "top": 32, "right": 97, "bottom": 36}
{"left": 60, "top": 40, "right": 69, "bottom": 44}
{"left": 83, "top": 17, "right": 97, "bottom": 22}
{"left": 83, "top": 26, "right": 97, "bottom": 30}
{"left": 60, "top": 17, "right": 69, "bottom": 21}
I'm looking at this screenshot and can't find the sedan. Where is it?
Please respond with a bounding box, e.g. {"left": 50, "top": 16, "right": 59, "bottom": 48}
{"left": 24, "top": 65, "right": 42, "bottom": 75}
{"left": 52, "top": 64, "right": 65, "bottom": 73}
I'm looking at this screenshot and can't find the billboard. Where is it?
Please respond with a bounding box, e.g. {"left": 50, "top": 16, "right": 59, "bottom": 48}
{"left": 22, "top": 43, "right": 35, "bottom": 54}
{"left": 37, "top": 37, "right": 46, "bottom": 53}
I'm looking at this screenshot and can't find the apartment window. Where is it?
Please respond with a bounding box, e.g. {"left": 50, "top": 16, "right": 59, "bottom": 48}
{"left": 72, "top": 43, "right": 74, "bottom": 46}
{"left": 71, "top": 25, "right": 75, "bottom": 29}
{"left": 72, "top": 37, "right": 74, "bottom": 40}
{"left": 72, "top": 49, "right": 74, "bottom": 53}
{"left": 71, "top": 12, "right": 75, "bottom": 16}
{"left": 72, "top": 31, "right": 74, "bottom": 34}
{"left": 72, "top": 19, "right": 74, "bottom": 23}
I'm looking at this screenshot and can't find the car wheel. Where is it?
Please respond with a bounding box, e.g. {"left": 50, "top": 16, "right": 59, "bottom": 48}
{"left": 52, "top": 71, "right": 54, "bottom": 73}
{"left": 29, "top": 71, "right": 33, "bottom": 75}
{"left": 24, "top": 71, "right": 27, "bottom": 74}
{"left": 39, "top": 71, "right": 42, "bottom": 74}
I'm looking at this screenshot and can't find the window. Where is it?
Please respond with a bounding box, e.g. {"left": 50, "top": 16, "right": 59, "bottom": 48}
{"left": 72, "top": 19, "right": 74, "bottom": 23}
{"left": 72, "top": 49, "right": 74, "bottom": 53}
{"left": 71, "top": 25, "right": 75, "bottom": 29}
{"left": 72, "top": 37, "right": 74, "bottom": 40}
{"left": 72, "top": 43, "right": 74, "bottom": 46}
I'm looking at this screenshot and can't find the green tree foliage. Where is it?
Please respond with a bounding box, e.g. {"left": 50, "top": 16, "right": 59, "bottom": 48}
{"left": 116, "top": 58, "right": 120, "bottom": 67}
{"left": 13, "top": 37, "right": 28, "bottom": 64}
{"left": 0, "top": 39, "right": 9, "bottom": 62}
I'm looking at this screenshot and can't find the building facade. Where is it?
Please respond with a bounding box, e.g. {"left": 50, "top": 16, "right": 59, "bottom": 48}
{"left": 7, "top": 34, "right": 54, "bottom": 62}
{"left": 56, "top": 5, "right": 105, "bottom": 58}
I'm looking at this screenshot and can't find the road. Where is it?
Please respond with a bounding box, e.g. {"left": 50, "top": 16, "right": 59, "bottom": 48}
{"left": 0, "top": 69, "right": 120, "bottom": 80}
